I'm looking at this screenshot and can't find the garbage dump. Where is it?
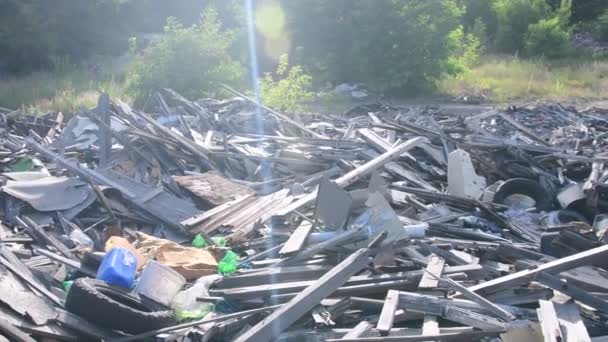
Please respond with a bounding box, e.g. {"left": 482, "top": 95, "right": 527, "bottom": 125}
{"left": 1, "top": 87, "right": 608, "bottom": 341}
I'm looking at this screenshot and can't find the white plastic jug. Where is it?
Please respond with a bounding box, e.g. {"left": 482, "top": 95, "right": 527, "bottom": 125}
{"left": 135, "top": 261, "right": 186, "bottom": 306}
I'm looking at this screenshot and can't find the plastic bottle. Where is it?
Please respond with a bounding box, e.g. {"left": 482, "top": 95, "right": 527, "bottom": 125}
{"left": 96, "top": 247, "right": 137, "bottom": 289}
{"left": 69, "top": 230, "right": 94, "bottom": 248}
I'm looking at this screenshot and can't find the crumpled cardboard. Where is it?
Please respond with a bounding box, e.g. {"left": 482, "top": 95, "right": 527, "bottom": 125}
{"left": 134, "top": 232, "right": 221, "bottom": 280}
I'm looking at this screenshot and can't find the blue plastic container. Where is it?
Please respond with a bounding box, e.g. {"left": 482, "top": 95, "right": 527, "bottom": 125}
{"left": 96, "top": 247, "right": 137, "bottom": 289}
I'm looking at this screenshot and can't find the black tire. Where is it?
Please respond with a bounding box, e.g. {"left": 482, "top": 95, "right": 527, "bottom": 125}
{"left": 65, "top": 278, "right": 175, "bottom": 334}
{"left": 493, "top": 178, "right": 553, "bottom": 211}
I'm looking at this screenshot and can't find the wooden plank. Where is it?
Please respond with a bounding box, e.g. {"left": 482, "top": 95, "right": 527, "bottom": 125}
{"left": 220, "top": 84, "right": 327, "bottom": 139}
{"left": 234, "top": 248, "right": 372, "bottom": 342}
{"left": 276, "top": 137, "right": 424, "bottom": 216}
{"left": 273, "top": 229, "right": 364, "bottom": 268}
{"left": 342, "top": 321, "right": 373, "bottom": 339}
{"left": 443, "top": 306, "right": 507, "bottom": 331}
{"left": 466, "top": 244, "right": 608, "bottom": 296}
{"left": 498, "top": 113, "right": 551, "bottom": 147}
{"left": 0, "top": 318, "right": 36, "bottom": 342}
{"left": 18, "top": 216, "right": 73, "bottom": 259}
{"left": 419, "top": 254, "right": 445, "bottom": 289}
{"left": 326, "top": 330, "right": 499, "bottom": 342}
{"left": 0, "top": 256, "right": 62, "bottom": 306}
{"left": 554, "top": 300, "right": 591, "bottom": 342}
{"left": 377, "top": 290, "right": 400, "bottom": 335}
{"left": 422, "top": 315, "right": 440, "bottom": 336}
{"left": 419, "top": 254, "right": 445, "bottom": 337}
{"left": 279, "top": 221, "right": 313, "bottom": 256}
{"left": 215, "top": 265, "right": 330, "bottom": 288}
{"left": 443, "top": 277, "right": 515, "bottom": 321}
{"left": 535, "top": 272, "right": 608, "bottom": 313}
{"left": 537, "top": 300, "right": 564, "bottom": 342}
{"left": 396, "top": 292, "right": 531, "bottom": 320}
{"left": 95, "top": 93, "right": 112, "bottom": 166}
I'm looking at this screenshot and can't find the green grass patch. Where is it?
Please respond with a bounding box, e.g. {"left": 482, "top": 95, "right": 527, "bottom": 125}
{"left": 438, "top": 55, "right": 608, "bottom": 103}
{"left": 0, "top": 66, "right": 128, "bottom": 114}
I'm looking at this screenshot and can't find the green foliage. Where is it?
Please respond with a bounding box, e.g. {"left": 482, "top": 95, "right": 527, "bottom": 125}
{"left": 461, "top": 0, "right": 498, "bottom": 40}
{"left": 126, "top": 10, "right": 244, "bottom": 103}
{"left": 593, "top": 10, "right": 608, "bottom": 41}
{"left": 439, "top": 55, "right": 608, "bottom": 102}
{"left": 284, "top": 0, "right": 463, "bottom": 93}
{"left": 525, "top": 17, "right": 571, "bottom": 58}
{"left": 448, "top": 26, "right": 484, "bottom": 72}
{"left": 493, "top": 0, "right": 551, "bottom": 53}
{"left": 471, "top": 18, "right": 490, "bottom": 48}
{"left": 0, "top": 0, "right": 131, "bottom": 73}
{"left": 260, "top": 54, "right": 313, "bottom": 113}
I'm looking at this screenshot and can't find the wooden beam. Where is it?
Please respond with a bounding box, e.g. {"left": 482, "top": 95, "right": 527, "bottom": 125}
{"left": 341, "top": 321, "right": 373, "bottom": 339}
{"left": 419, "top": 254, "right": 445, "bottom": 337}
{"left": 443, "top": 277, "right": 515, "bottom": 321}
{"left": 443, "top": 306, "right": 507, "bottom": 331}
{"left": 419, "top": 254, "right": 445, "bottom": 290}
{"left": 377, "top": 290, "right": 400, "bottom": 335}
{"left": 0, "top": 257, "right": 62, "bottom": 306}
{"left": 234, "top": 248, "right": 371, "bottom": 342}
{"left": 537, "top": 300, "right": 564, "bottom": 342}
{"left": 554, "top": 300, "right": 591, "bottom": 342}
{"left": 279, "top": 221, "right": 313, "bottom": 256}
{"left": 326, "top": 330, "right": 500, "bottom": 342}
{"left": 0, "top": 319, "right": 36, "bottom": 342}
{"left": 466, "top": 244, "right": 608, "bottom": 296}
{"left": 276, "top": 137, "right": 424, "bottom": 216}
{"left": 535, "top": 272, "right": 608, "bottom": 313}
{"left": 220, "top": 84, "right": 327, "bottom": 139}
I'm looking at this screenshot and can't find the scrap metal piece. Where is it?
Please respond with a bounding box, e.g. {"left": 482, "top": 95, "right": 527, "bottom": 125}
{"left": 447, "top": 149, "right": 486, "bottom": 200}
{"left": 315, "top": 177, "right": 353, "bottom": 230}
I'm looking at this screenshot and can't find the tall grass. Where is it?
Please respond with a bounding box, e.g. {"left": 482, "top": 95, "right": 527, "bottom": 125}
{"left": 0, "top": 62, "right": 128, "bottom": 114}
{"left": 438, "top": 55, "right": 608, "bottom": 103}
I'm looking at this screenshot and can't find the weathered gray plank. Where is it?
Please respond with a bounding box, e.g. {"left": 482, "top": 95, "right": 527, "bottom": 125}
{"left": 554, "top": 300, "right": 591, "bottom": 342}
{"left": 537, "top": 300, "right": 564, "bottom": 342}
{"left": 279, "top": 221, "right": 313, "bottom": 256}
{"left": 377, "top": 290, "right": 400, "bottom": 335}
{"left": 467, "top": 244, "right": 608, "bottom": 296}
{"left": 234, "top": 248, "right": 371, "bottom": 342}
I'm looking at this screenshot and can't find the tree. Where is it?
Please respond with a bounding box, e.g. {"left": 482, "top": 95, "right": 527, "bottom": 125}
{"left": 126, "top": 10, "right": 244, "bottom": 103}
{"left": 493, "top": 0, "right": 550, "bottom": 53}
{"left": 283, "top": 0, "right": 463, "bottom": 93}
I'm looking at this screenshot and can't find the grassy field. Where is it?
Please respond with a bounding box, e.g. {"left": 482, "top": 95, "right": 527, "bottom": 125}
{"left": 1, "top": 55, "right": 607, "bottom": 114}
{"left": 438, "top": 55, "right": 608, "bottom": 104}
{"left": 0, "top": 58, "right": 129, "bottom": 114}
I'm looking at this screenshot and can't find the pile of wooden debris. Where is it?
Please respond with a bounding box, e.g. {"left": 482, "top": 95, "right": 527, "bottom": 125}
{"left": 0, "top": 88, "right": 608, "bottom": 341}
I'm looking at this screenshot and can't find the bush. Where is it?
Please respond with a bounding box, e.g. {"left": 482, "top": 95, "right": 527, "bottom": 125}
{"left": 593, "top": 10, "right": 608, "bottom": 41}
{"left": 525, "top": 17, "right": 571, "bottom": 59}
{"left": 283, "top": 0, "right": 463, "bottom": 93}
{"left": 461, "top": 0, "right": 497, "bottom": 40}
{"left": 126, "top": 10, "right": 244, "bottom": 103}
{"left": 493, "top": 0, "right": 550, "bottom": 53}
{"left": 260, "top": 54, "right": 313, "bottom": 113}
{"left": 448, "top": 27, "right": 484, "bottom": 72}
